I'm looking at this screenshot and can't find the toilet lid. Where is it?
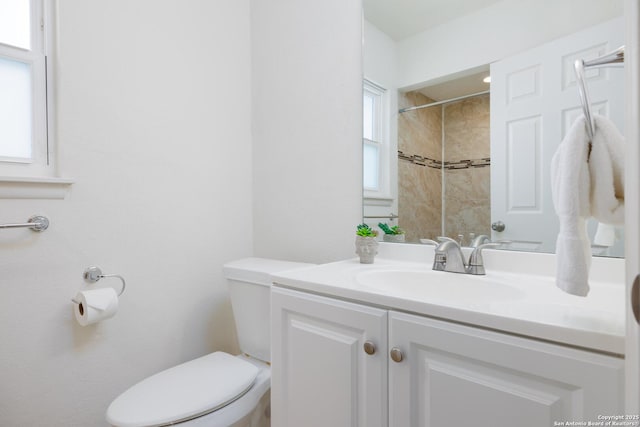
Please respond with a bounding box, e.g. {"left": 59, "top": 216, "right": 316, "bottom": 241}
{"left": 106, "top": 352, "right": 259, "bottom": 427}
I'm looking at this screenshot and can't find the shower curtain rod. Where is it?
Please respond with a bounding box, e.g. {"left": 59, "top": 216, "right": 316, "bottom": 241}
{"left": 399, "top": 90, "right": 490, "bottom": 114}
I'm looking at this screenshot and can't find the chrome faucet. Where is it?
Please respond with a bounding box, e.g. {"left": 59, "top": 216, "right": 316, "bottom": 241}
{"left": 433, "top": 238, "right": 467, "bottom": 274}
{"left": 432, "top": 238, "right": 505, "bottom": 275}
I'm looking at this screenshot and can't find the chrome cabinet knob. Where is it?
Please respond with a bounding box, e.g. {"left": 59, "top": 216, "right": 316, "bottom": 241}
{"left": 491, "top": 221, "right": 506, "bottom": 232}
{"left": 390, "top": 347, "right": 403, "bottom": 363}
{"left": 363, "top": 341, "right": 376, "bottom": 355}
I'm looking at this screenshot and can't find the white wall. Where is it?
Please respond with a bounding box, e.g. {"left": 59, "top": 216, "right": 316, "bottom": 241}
{"left": 0, "top": 0, "right": 365, "bottom": 424}
{"left": 251, "top": 0, "right": 363, "bottom": 264}
{"left": 396, "top": 0, "right": 624, "bottom": 89}
{"left": 364, "top": 20, "right": 397, "bottom": 90}
{"left": 0, "top": 1, "right": 252, "bottom": 425}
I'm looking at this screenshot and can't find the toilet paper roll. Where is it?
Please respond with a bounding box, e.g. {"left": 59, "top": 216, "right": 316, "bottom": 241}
{"left": 74, "top": 288, "right": 119, "bottom": 326}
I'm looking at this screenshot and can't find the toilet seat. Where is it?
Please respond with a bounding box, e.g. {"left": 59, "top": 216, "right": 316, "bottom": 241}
{"left": 106, "top": 352, "right": 259, "bottom": 427}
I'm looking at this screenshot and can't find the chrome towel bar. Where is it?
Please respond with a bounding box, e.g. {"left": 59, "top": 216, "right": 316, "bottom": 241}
{"left": 0, "top": 215, "right": 49, "bottom": 232}
{"left": 574, "top": 46, "right": 625, "bottom": 141}
{"left": 363, "top": 214, "right": 399, "bottom": 220}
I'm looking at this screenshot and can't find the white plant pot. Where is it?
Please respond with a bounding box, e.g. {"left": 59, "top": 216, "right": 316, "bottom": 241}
{"left": 383, "top": 234, "right": 405, "bottom": 243}
{"left": 355, "top": 236, "right": 378, "bottom": 264}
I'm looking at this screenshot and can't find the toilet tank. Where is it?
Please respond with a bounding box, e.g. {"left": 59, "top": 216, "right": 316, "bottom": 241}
{"left": 223, "top": 258, "right": 313, "bottom": 363}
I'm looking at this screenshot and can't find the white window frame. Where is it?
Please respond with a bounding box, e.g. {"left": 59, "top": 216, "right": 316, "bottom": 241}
{"left": 363, "top": 79, "right": 392, "bottom": 202}
{"left": 0, "top": 1, "right": 71, "bottom": 198}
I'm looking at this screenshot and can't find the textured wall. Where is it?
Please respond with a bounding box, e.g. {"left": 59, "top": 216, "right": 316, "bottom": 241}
{"left": 443, "top": 94, "right": 491, "bottom": 242}
{"left": 397, "top": 92, "right": 442, "bottom": 242}
{"left": 397, "top": 93, "right": 491, "bottom": 244}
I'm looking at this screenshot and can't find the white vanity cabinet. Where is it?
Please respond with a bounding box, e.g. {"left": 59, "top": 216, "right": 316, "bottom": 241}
{"left": 388, "top": 311, "right": 624, "bottom": 427}
{"left": 272, "top": 287, "right": 624, "bottom": 427}
{"left": 271, "top": 287, "right": 388, "bottom": 427}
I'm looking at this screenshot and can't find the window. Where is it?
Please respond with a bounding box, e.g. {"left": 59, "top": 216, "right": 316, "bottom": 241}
{"left": 363, "top": 79, "right": 390, "bottom": 199}
{"left": 0, "top": 0, "right": 52, "bottom": 177}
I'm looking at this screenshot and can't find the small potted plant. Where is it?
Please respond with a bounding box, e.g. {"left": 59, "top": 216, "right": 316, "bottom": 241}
{"left": 378, "top": 223, "right": 405, "bottom": 243}
{"left": 355, "top": 224, "right": 378, "bottom": 264}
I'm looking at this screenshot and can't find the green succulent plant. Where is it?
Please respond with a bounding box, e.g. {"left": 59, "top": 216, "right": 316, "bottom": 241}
{"left": 378, "top": 223, "right": 405, "bottom": 235}
{"left": 356, "top": 223, "right": 378, "bottom": 237}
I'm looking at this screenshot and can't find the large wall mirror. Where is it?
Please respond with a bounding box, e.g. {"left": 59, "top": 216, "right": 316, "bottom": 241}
{"left": 362, "top": 0, "right": 625, "bottom": 257}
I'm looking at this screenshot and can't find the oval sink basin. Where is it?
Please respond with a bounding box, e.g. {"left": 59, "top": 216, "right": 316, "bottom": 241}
{"left": 356, "top": 270, "right": 526, "bottom": 303}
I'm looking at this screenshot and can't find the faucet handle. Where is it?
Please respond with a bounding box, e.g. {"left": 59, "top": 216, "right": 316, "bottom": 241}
{"left": 436, "top": 236, "right": 460, "bottom": 246}
{"left": 467, "top": 242, "right": 502, "bottom": 275}
{"left": 470, "top": 234, "right": 490, "bottom": 247}
{"left": 420, "top": 238, "right": 438, "bottom": 245}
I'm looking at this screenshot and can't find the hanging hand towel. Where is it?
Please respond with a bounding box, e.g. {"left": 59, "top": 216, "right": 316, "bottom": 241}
{"left": 550, "top": 116, "right": 592, "bottom": 297}
{"left": 593, "top": 222, "right": 617, "bottom": 247}
{"left": 589, "top": 114, "right": 625, "bottom": 225}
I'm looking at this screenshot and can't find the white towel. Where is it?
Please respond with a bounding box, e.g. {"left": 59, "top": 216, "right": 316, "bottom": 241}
{"left": 551, "top": 114, "right": 625, "bottom": 297}
{"left": 593, "top": 223, "right": 616, "bottom": 247}
{"left": 589, "top": 114, "right": 625, "bottom": 225}
{"left": 551, "top": 116, "right": 592, "bottom": 296}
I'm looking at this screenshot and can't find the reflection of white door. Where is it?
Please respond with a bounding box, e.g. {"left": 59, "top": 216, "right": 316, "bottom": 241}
{"left": 490, "top": 18, "right": 624, "bottom": 253}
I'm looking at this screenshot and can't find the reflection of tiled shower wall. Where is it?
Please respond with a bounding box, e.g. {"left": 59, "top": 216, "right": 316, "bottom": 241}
{"left": 398, "top": 92, "right": 442, "bottom": 243}
{"left": 443, "top": 94, "right": 491, "bottom": 242}
{"left": 397, "top": 91, "right": 490, "bottom": 244}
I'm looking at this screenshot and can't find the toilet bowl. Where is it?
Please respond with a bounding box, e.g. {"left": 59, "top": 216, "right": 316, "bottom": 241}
{"left": 106, "top": 258, "right": 313, "bottom": 427}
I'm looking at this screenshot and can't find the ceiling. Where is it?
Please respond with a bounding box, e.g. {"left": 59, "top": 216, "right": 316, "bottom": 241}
{"left": 363, "top": 0, "right": 504, "bottom": 41}
{"left": 417, "top": 70, "right": 490, "bottom": 102}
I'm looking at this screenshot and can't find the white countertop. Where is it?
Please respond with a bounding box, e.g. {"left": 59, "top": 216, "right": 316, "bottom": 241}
{"left": 271, "top": 244, "right": 626, "bottom": 355}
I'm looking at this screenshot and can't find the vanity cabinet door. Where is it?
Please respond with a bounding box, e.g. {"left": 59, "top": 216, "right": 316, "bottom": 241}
{"left": 271, "top": 287, "right": 388, "bottom": 427}
{"left": 388, "top": 311, "right": 624, "bottom": 427}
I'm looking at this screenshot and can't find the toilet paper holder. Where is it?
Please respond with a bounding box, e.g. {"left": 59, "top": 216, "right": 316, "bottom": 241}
{"left": 71, "top": 266, "right": 126, "bottom": 304}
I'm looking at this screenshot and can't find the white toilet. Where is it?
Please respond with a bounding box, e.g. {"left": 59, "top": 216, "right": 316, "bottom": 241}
{"left": 106, "top": 257, "right": 312, "bottom": 427}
